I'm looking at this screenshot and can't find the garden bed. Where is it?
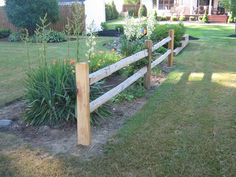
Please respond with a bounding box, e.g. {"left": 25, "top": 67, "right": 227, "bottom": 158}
{"left": 0, "top": 68, "right": 168, "bottom": 158}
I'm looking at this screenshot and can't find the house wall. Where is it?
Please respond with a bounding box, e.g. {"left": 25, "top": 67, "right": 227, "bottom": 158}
{"left": 84, "top": 0, "right": 106, "bottom": 31}
{"left": 141, "top": 0, "right": 154, "bottom": 12}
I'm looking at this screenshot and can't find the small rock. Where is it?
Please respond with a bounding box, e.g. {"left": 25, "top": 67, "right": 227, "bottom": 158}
{"left": 0, "top": 119, "right": 13, "bottom": 128}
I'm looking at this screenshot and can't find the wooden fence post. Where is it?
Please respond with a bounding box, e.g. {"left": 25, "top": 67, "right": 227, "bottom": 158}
{"left": 76, "top": 62, "right": 91, "bottom": 146}
{"left": 168, "top": 29, "right": 175, "bottom": 67}
{"left": 144, "top": 40, "right": 153, "bottom": 89}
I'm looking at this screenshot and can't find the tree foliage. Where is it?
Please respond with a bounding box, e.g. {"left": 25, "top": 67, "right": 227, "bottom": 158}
{"left": 5, "top": 0, "right": 59, "bottom": 34}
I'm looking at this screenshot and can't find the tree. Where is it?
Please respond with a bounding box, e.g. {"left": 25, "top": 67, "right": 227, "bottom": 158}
{"left": 5, "top": 0, "right": 59, "bottom": 34}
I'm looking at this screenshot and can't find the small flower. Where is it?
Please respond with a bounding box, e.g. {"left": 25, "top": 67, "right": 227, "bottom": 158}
{"left": 70, "top": 59, "right": 76, "bottom": 65}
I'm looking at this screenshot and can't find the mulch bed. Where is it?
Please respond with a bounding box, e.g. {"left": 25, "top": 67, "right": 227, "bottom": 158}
{"left": 189, "top": 36, "right": 200, "bottom": 40}
{"left": 228, "top": 34, "right": 236, "bottom": 38}
{"left": 97, "top": 30, "right": 121, "bottom": 37}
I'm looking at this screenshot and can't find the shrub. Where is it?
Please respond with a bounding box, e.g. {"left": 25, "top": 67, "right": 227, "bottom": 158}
{"left": 8, "top": 32, "right": 22, "bottom": 42}
{"left": 138, "top": 4, "right": 147, "bottom": 17}
{"left": 45, "top": 30, "right": 67, "bottom": 43}
{"left": 105, "top": 1, "right": 119, "bottom": 21}
{"left": 160, "top": 16, "right": 168, "bottom": 21}
{"left": 198, "top": 16, "right": 203, "bottom": 21}
{"left": 171, "top": 16, "right": 178, "bottom": 21}
{"left": 24, "top": 60, "right": 111, "bottom": 126}
{"left": 5, "top": 0, "right": 59, "bottom": 34}
{"left": 151, "top": 23, "right": 186, "bottom": 48}
{"left": 115, "top": 25, "right": 124, "bottom": 33}
{"left": 120, "top": 35, "right": 145, "bottom": 56}
{"left": 179, "top": 16, "right": 186, "bottom": 21}
{"left": 0, "top": 28, "right": 11, "bottom": 38}
{"left": 202, "top": 12, "right": 209, "bottom": 23}
{"left": 31, "top": 30, "right": 67, "bottom": 43}
{"left": 189, "top": 16, "right": 195, "bottom": 21}
{"left": 89, "top": 51, "right": 122, "bottom": 73}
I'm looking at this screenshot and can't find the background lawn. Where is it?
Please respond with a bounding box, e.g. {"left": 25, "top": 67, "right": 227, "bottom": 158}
{"left": 0, "top": 37, "right": 113, "bottom": 107}
{"left": 0, "top": 25, "right": 236, "bottom": 176}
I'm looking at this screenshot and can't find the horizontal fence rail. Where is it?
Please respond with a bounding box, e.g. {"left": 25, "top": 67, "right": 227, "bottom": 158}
{"left": 89, "top": 49, "right": 148, "bottom": 85}
{"left": 76, "top": 30, "right": 177, "bottom": 146}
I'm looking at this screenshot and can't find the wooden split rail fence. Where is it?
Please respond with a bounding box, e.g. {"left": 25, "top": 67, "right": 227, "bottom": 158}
{"left": 75, "top": 30, "right": 178, "bottom": 146}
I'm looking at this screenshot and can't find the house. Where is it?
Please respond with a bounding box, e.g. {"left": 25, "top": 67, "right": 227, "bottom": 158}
{"left": 141, "top": 0, "right": 224, "bottom": 16}
{"left": 59, "top": 0, "right": 106, "bottom": 31}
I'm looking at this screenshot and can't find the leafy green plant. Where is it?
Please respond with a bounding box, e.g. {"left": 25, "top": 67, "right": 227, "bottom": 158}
{"left": 8, "top": 32, "right": 22, "bottom": 42}
{"left": 113, "top": 81, "right": 145, "bottom": 103}
{"left": 89, "top": 51, "right": 122, "bottom": 73}
{"left": 202, "top": 12, "right": 209, "bottom": 23}
{"left": 120, "top": 35, "right": 146, "bottom": 57}
{"left": 0, "top": 28, "right": 11, "bottom": 38}
{"left": 138, "top": 4, "right": 147, "bottom": 17}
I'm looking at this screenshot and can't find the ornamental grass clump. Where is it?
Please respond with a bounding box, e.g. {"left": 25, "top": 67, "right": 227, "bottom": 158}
{"left": 24, "top": 15, "right": 110, "bottom": 126}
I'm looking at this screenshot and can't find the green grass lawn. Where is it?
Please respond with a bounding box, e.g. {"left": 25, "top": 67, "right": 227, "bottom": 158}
{"left": 0, "top": 37, "right": 113, "bottom": 106}
{"left": 1, "top": 25, "right": 236, "bottom": 176}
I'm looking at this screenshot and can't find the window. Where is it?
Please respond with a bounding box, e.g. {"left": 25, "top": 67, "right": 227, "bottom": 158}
{"left": 159, "top": 0, "right": 174, "bottom": 10}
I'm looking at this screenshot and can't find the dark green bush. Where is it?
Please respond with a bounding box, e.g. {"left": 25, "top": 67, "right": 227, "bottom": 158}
{"left": 115, "top": 25, "right": 124, "bottom": 33}
{"left": 24, "top": 60, "right": 111, "bottom": 126}
{"left": 106, "top": 1, "right": 119, "bottom": 21}
{"left": 8, "top": 32, "right": 22, "bottom": 42}
{"left": 171, "top": 16, "right": 178, "bottom": 21}
{"left": 138, "top": 4, "right": 147, "bottom": 17}
{"left": 158, "top": 16, "right": 167, "bottom": 21}
{"left": 5, "top": 0, "right": 59, "bottom": 34}
{"left": 151, "top": 23, "right": 186, "bottom": 48}
{"left": 0, "top": 28, "right": 11, "bottom": 38}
